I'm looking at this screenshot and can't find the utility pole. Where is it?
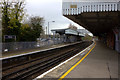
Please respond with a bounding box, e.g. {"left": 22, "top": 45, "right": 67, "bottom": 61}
{"left": 48, "top": 21, "right": 55, "bottom": 39}
{"left": 46, "top": 26, "right": 47, "bottom": 39}
{"left": 48, "top": 22, "right": 49, "bottom": 39}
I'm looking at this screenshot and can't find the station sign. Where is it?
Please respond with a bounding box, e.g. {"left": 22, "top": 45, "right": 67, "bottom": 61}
{"left": 4, "top": 35, "right": 16, "bottom": 39}
{"left": 4, "top": 35, "right": 16, "bottom": 41}
{"left": 70, "top": 5, "right": 77, "bottom": 8}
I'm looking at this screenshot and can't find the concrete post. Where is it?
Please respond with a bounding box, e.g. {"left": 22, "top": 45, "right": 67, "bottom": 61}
{"left": 64, "top": 34, "right": 67, "bottom": 42}
{"left": 0, "top": 4, "right": 2, "bottom": 79}
{"left": 115, "top": 34, "right": 119, "bottom": 52}
{"left": 118, "top": 1, "right": 120, "bottom": 11}
{"left": 53, "top": 31, "right": 55, "bottom": 44}
{"left": 113, "top": 28, "right": 120, "bottom": 53}
{"left": 118, "top": 28, "right": 120, "bottom": 53}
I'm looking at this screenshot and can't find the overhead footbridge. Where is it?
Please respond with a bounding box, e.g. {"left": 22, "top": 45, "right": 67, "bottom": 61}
{"left": 62, "top": 0, "right": 120, "bottom": 52}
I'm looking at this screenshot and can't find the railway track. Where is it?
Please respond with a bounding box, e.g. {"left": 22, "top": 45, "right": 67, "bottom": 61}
{"left": 2, "top": 41, "right": 92, "bottom": 80}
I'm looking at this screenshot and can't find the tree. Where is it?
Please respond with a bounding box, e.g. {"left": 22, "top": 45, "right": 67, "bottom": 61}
{"left": 19, "top": 23, "right": 36, "bottom": 41}
{"left": 1, "top": 0, "right": 26, "bottom": 42}
{"left": 1, "top": 0, "right": 45, "bottom": 42}
{"left": 19, "top": 16, "right": 45, "bottom": 41}
{"left": 30, "top": 16, "right": 44, "bottom": 39}
{"left": 9, "top": 0, "right": 25, "bottom": 41}
{"left": 82, "top": 34, "right": 92, "bottom": 41}
{"left": 1, "top": 0, "right": 10, "bottom": 35}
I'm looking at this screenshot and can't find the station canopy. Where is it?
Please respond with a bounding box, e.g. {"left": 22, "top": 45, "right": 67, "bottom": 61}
{"left": 51, "top": 28, "right": 85, "bottom": 37}
{"left": 62, "top": 1, "right": 120, "bottom": 36}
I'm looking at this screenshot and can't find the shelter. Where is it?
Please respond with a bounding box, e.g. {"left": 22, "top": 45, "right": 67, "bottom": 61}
{"left": 51, "top": 28, "right": 84, "bottom": 42}
{"left": 62, "top": 0, "right": 120, "bottom": 52}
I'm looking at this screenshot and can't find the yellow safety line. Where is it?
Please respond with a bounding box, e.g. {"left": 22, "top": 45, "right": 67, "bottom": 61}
{"left": 58, "top": 43, "right": 96, "bottom": 80}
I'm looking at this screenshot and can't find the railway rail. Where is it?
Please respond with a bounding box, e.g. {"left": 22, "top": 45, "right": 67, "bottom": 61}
{"left": 2, "top": 41, "right": 92, "bottom": 80}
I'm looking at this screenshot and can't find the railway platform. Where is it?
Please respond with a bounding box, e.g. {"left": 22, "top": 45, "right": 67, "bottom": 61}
{"left": 36, "top": 41, "right": 119, "bottom": 79}
{"left": 2, "top": 43, "right": 69, "bottom": 59}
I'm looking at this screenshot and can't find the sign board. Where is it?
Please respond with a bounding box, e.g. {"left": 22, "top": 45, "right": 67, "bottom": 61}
{"left": 4, "top": 35, "right": 16, "bottom": 39}
{"left": 70, "top": 5, "right": 77, "bottom": 8}
{"left": 4, "top": 35, "right": 16, "bottom": 41}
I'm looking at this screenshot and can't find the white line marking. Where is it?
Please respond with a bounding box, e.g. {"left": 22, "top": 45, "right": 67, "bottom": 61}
{"left": 81, "top": 52, "right": 86, "bottom": 55}
{"left": 34, "top": 42, "right": 94, "bottom": 80}
{"left": 88, "top": 48, "right": 90, "bottom": 50}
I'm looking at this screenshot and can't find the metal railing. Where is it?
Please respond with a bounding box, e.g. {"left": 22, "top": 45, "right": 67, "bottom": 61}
{"left": 2, "top": 40, "right": 63, "bottom": 52}
{"left": 63, "top": 1, "right": 120, "bottom": 15}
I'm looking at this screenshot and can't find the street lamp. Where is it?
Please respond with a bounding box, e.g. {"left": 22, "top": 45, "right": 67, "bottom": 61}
{"left": 48, "top": 21, "right": 55, "bottom": 39}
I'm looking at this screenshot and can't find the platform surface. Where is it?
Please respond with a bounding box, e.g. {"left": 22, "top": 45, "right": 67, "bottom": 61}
{"left": 37, "top": 41, "right": 118, "bottom": 79}
{"left": 2, "top": 43, "right": 68, "bottom": 59}
{"left": 65, "top": 41, "right": 118, "bottom": 78}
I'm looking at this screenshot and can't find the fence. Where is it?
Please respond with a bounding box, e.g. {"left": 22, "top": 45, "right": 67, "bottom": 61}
{"left": 2, "top": 40, "right": 63, "bottom": 52}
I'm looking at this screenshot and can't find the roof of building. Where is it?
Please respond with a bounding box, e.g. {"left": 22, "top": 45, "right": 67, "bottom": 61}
{"left": 51, "top": 28, "right": 85, "bottom": 37}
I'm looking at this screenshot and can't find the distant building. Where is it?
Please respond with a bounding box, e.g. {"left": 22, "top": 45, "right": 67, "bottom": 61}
{"left": 68, "top": 24, "right": 77, "bottom": 31}
{"left": 51, "top": 28, "right": 84, "bottom": 43}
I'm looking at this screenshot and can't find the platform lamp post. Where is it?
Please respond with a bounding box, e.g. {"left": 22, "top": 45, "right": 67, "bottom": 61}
{"left": 46, "top": 26, "right": 47, "bottom": 39}
{"left": 47, "top": 21, "right": 55, "bottom": 46}
{"left": 48, "top": 21, "right": 55, "bottom": 39}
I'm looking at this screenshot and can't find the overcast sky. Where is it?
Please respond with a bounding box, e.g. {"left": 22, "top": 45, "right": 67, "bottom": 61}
{"left": 25, "top": 0, "right": 120, "bottom": 35}
{"left": 26, "top": 0, "right": 84, "bottom": 34}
